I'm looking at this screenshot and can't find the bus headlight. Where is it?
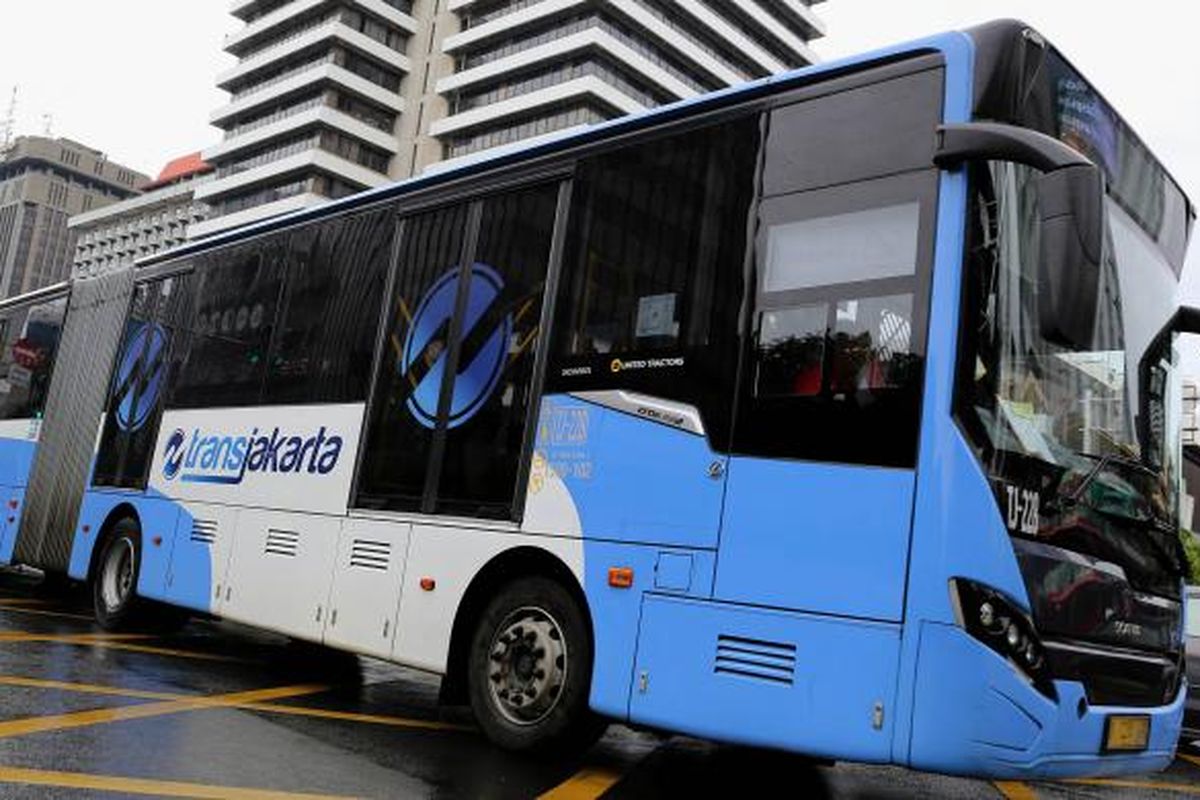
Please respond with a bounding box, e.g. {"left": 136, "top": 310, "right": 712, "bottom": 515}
{"left": 950, "top": 578, "right": 1056, "bottom": 699}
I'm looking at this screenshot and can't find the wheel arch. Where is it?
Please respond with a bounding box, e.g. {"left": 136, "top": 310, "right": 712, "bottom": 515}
{"left": 86, "top": 502, "right": 141, "bottom": 584}
{"left": 440, "top": 545, "right": 591, "bottom": 706}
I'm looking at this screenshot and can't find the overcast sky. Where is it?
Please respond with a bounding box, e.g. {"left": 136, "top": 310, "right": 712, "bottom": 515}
{"left": 2, "top": 1, "right": 1199, "bottom": 320}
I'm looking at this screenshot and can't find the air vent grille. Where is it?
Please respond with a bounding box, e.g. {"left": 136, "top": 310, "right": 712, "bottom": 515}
{"left": 190, "top": 519, "right": 217, "bottom": 545}
{"left": 714, "top": 635, "right": 796, "bottom": 686}
{"left": 264, "top": 528, "right": 300, "bottom": 557}
{"left": 349, "top": 539, "right": 390, "bottom": 571}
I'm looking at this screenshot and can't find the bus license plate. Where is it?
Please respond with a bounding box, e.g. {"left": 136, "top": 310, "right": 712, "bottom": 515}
{"left": 1104, "top": 715, "right": 1150, "bottom": 752}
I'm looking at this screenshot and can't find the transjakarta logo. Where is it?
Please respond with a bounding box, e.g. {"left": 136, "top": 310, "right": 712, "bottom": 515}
{"left": 402, "top": 263, "right": 511, "bottom": 430}
{"left": 161, "top": 425, "right": 344, "bottom": 484}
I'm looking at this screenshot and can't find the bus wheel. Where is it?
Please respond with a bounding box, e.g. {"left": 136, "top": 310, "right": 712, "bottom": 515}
{"left": 467, "top": 576, "right": 606, "bottom": 755}
{"left": 93, "top": 519, "right": 141, "bottom": 630}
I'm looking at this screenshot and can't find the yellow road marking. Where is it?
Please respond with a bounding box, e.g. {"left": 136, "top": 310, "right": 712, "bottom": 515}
{"left": 0, "top": 764, "right": 357, "bottom": 799}
{"left": 0, "top": 673, "right": 469, "bottom": 733}
{"left": 1180, "top": 752, "right": 1200, "bottom": 769}
{"left": 1066, "top": 777, "right": 1200, "bottom": 795}
{"left": 0, "top": 683, "right": 326, "bottom": 739}
{"left": 0, "top": 674, "right": 189, "bottom": 702}
{"left": 74, "top": 639, "right": 249, "bottom": 663}
{"left": 538, "top": 766, "right": 624, "bottom": 800}
{"left": 239, "top": 701, "right": 471, "bottom": 732}
{"left": 0, "top": 631, "right": 249, "bottom": 662}
{"left": 0, "top": 597, "right": 52, "bottom": 605}
{"left": 0, "top": 602, "right": 95, "bottom": 621}
{"left": 993, "top": 781, "right": 1037, "bottom": 800}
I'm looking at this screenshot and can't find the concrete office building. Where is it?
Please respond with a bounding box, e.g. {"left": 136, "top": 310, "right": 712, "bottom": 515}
{"left": 194, "top": 0, "right": 423, "bottom": 238}
{"left": 433, "top": 0, "right": 825, "bottom": 168}
{"left": 197, "top": 0, "right": 827, "bottom": 237}
{"left": 70, "top": 153, "right": 215, "bottom": 278}
{"left": 0, "top": 137, "right": 148, "bottom": 298}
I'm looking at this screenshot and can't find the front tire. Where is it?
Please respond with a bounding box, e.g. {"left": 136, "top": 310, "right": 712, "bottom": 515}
{"left": 92, "top": 519, "right": 141, "bottom": 630}
{"left": 467, "top": 576, "right": 606, "bottom": 756}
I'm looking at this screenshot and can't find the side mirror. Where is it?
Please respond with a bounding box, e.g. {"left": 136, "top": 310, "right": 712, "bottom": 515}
{"left": 1036, "top": 164, "right": 1105, "bottom": 348}
{"left": 935, "top": 122, "right": 1107, "bottom": 347}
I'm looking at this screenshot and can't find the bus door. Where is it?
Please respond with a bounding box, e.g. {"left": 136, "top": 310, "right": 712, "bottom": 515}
{"left": 712, "top": 62, "right": 945, "bottom": 623}
{"left": 535, "top": 116, "right": 764, "bottom": 552}
{"left": 93, "top": 276, "right": 191, "bottom": 493}
{"left": 355, "top": 181, "right": 567, "bottom": 521}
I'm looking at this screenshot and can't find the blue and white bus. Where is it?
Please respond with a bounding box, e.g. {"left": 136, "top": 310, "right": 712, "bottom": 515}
{"left": 0, "top": 19, "right": 1195, "bottom": 778}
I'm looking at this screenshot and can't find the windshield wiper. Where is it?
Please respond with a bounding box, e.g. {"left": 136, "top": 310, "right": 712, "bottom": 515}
{"left": 1068, "top": 452, "right": 1184, "bottom": 575}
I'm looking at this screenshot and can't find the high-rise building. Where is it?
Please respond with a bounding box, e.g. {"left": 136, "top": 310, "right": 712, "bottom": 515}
{"left": 195, "top": 0, "right": 827, "bottom": 238}
{"left": 0, "top": 136, "right": 148, "bottom": 298}
{"left": 70, "top": 153, "right": 214, "bottom": 279}
{"left": 193, "top": 0, "right": 421, "bottom": 238}
{"left": 433, "top": 0, "right": 825, "bottom": 169}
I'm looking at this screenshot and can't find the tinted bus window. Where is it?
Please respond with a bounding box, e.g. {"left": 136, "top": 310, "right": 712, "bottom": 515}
{"left": 94, "top": 276, "right": 192, "bottom": 489}
{"left": 435, "top": 184, "right": 560, "bottom": 518}
{"left": 0, "top": 297, "right": 66, "bottom": 421}
{"left": 357, "top": 204, "right": 470, "bottom": 510}
{"left": 172, "top": 247, "right": 282, "bottom": 409}
{"left": 265, "top": 209, "right": 394, "bottom": 405}
{"left": 547, "top": 115, "right": 761, "bottom": 447}
{"left": 734, "top": 169, "right": 938, "bottom": 467}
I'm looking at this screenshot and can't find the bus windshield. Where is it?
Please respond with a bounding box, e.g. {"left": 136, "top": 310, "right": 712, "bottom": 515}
{"left": 959, "top": 159, "right": 1184, "bottom": 593}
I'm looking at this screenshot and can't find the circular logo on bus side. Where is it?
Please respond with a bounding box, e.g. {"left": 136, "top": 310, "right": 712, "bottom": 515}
{"left": 162, "top": 428, "right": 186, "bottom": 481}
{"left": 401, "top": 264, "right": 512, "bottom": 430}
{"left": 114, "top": 322, "right": 168, "bottom": 432}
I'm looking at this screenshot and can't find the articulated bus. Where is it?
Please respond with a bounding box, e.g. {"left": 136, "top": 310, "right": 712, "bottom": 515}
{"left": 0, "top": 20, "right": 1195, "bottom": 777}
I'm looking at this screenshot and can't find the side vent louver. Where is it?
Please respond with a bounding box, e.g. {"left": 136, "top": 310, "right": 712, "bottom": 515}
{"left": 190, "top": 519, "right": 217, "bottom": 545}
{"left": 714, "top": 635, "right": 796, "bottom": 686}
{"left": 350, "top": 539, "right": 391, "bottom": 571}
{"left": 264, "top": 529, "right": 300, "bottom": 558}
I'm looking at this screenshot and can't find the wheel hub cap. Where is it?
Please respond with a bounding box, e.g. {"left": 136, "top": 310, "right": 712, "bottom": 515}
{"left": 487, "top": 606, "right": 568, "bottom": 726}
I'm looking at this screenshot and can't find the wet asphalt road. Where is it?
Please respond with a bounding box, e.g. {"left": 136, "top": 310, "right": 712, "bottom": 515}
{"left": 0, "top": 569, "right": 1197, "bottom": 798}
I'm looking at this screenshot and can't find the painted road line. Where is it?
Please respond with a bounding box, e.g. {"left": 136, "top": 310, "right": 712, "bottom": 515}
{"left": 0, "top": 683, "right": 327, "bottom": 739}
{"left": 0, "top": 764, "right": 357, "bottom": 800}
{"left": 69, "top": 638, "right": 251, "bottom": 663}
{"left": 0, "top": 602, "right": 96, "bottom": 621}
{"left": 0, "top": 631, "right": 251, "bottom": 663}
{"left": 1180, "top": 753, "right": 1200, "bottom": 769}
{"left": 239, "top": 701, "right": 473, "bottom": 732}
{"left": 993, "top": 781, "right": 1038, "bottom": 800}
{"left": 0, "top": 674, "right": 191, "bottom": 702}
{"left": 0, "top": 674, "right": 468, "bottom": 732}
{"left": 538, "top": 766, "right": 625, "bottom": 800}
{"left": 1066, "top": 777, "right": 1200, "bottom": 794}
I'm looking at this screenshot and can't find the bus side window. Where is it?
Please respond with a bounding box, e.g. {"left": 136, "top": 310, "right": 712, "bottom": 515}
{"left": 0, "top": 300, "right": 63, "bottom": 422}
{"left": 265, "top": 209, "right": 394, "bottom": 405}
{"left": 20, "top": 296, "right": 66, "bottom": 419}
{"left": 172, "top": 247, "right": 282, "bottom": 409}
{"left": 735, "top": 172, "right": 937, "bottom": 468}
{"left": 547, "top": 115, "right": 760, "bottom": 449}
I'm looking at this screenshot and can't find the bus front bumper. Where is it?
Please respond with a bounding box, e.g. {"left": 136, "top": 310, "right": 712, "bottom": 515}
{"left": 909, "top": 622, "right": 1183, "bottom": 779}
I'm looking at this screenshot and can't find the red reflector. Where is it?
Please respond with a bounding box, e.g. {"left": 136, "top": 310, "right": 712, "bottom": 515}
{"left": 608, "top": 567, "right": 634, "bottom": 588}
{"left": 152, "top": 536, "right": 163, "bottom": 547}
{"left": 6, "top": 500, "right": 16, "bottom": 509}
{"left": 82, "top": 524, "right": 91, "bottom": 533}
{"left": 419, "top": 577, "right": 436, "bottom": 591}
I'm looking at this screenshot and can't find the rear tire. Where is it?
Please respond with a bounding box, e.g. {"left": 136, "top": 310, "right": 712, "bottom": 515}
{"left": 467, "top": 576, "right": 606, "bottom": 756}
{"left": 92, "top": 519, "right": 141, "bottom": 631}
